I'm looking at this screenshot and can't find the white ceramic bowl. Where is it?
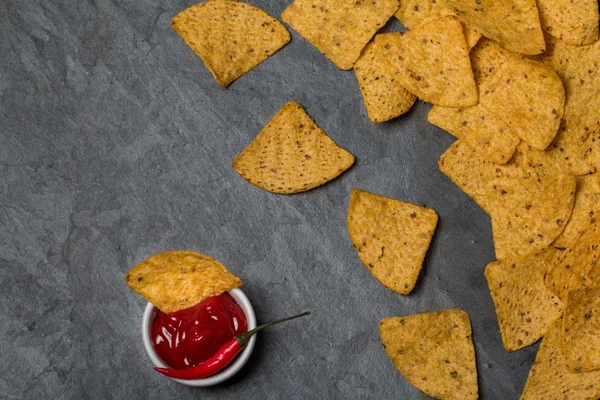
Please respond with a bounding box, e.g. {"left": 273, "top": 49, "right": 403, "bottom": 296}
{"left": 142, "top": 288, "right": 257, "bottom": 386}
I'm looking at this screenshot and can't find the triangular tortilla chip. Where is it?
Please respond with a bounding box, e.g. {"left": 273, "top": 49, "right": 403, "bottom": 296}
{"left": 486, "top": 174, "right": 576, "bottom": 259}
{"left": 125, "top": 251, "right": 244, "bottom": 313}
{"left": 171, "top": 0, "right": 290, "bottom": 87}
{"left": 478, "top": 56, "right": 565, "bottom": 150}
{"left": 444, "top": 0, "right": 545, "bottom": 55}
{"left": 470, "top": 38, "right": 512, "bottom": 87}
{"left": 375, "top": 16, "right": 478, "bottom": 107}
{"left": 484, "top": 250, "right": 564, "bottom": 351}
{"left": 379, "top": 309, "right": 478, "bottom": 400}
{"left": 537, "top": 0, "right": 599, "bottom": 45}
{"left": 347, "top": 189, "right": 438, "bottom": 294}
{"left": 553, "top": 175, "right": 600, "bottom": 248}
{"left": 438, "top": 141, "right": 527, "bottom": 213}
{"left": 429, "top": 104, "right": 520, "bottom": 164}
{"left": 393, "top": 0, "right": 481, "bottom": 48}
{"left": 521, "top": 319, "right": 600, "bottom": 400}
{"left": 281, "top": 0, "right": 400, "bottom": 70}
{"left": 562, "top": 287, "right": 600, "bottom": 373}
{"left": 233, "top": 102, "right": 354, "bottom": 194}
{"left": 353, "top": 39, "right": 417, "bottom": 123}
{"left": 545, "top": 225, "right": 600, "bottom": 302}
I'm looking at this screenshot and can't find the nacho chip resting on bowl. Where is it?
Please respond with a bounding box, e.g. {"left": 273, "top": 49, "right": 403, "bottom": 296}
{"left": 171, "top": 0, "right": 290, "bottom": 87}
{"left": 233, "top": 102, "right": 354, "bottom": 194}
{"left": 379, "top": 309, "right": 478, "bottom": 400}
{"left": 125, "top": 250, "right": 244, "bottom": 314}
{"left": 347, "top": 189, "right": 438, "bottom": 295}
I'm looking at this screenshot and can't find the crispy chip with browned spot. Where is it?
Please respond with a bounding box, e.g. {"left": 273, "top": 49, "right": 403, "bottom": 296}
{"left": 553, "top": 175, "right": 600, "bottom": 248}
{"left": 428, "top": 104, "right": 520, "bottom": 164}
{"left": 521, "top": 319, "right": 600, "bottom": 400}
{"left": 375, "top": 16, "right": 478, "bottom": 107}
{"left": 353, "top": 39, "right": 417, "bottom": 123}
{"left": 484, "top": 250, "right": 564, "bottom": 351}
{"left": 347, "top": 189, "right": 438, "bottom": 294}
{"left": 444, "top": 0, "right": 545, "bottom": 55}
{"left": 438, "top": 141, "right": 527, "bottom": 212}
{"left": 393, "top": 0, "right": 481, "bottom": 48}
{"left": 478, "top": 56, "right": 565, "bottom": 150}
{"left": 545, "top": 225, "right": 600, "bottom": 302}
{"left": 537, "top": 0, "right": 599, "bottom": 45}
{"left": 486, "top": 173, "right": 576, "bottom": 259}
{"left": 233, "top": 102, "right": 354, "bottom": 194}
{"left": 562, "top": 287, "right": 600, "bottom": 373}
{"left": 379, "top": 309, "right": 478, "bottom": 400}
{"left": 125, "top": 251, "right": 244, "bottom": 313}
{"left": 281, "top": 0, "right": 400, "bottom": 70}
{"left": 171, "top": 0, "right": 290, "bottom": 87}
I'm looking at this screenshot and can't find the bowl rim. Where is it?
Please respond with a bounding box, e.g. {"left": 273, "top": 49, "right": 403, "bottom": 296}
{"left": 141, "top": 287, "right": 257, "bottom": 386}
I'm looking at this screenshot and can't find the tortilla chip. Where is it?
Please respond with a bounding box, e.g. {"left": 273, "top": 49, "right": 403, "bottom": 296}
{"left": 444, "top": 0, "right": 545, "bottom": 55}
{"left": 478, "top": 56, "right": 565, "bottom": 150}
{"left": 545, "top": 225, "right": 600, "bottom": 302}
{"left": 379, "top": 309, "right": 478, "bottom": 400}
{"left": 125, "top": 251, "right": 244, "bottom": 313}
{"left": 536, "top": 0, "right": 599, "bottom": 45}
{"left": 353, "top": 39, "right": 417, "bottom": 123}
{"left": 233, "top": 102, "right": 354, "bottom": 194}
{"left": 428, "top": 104, "right": 520, "bottom": 164}
{"left": 470, "top": 38, "right": 512, "bottom": 87}
{"left": 281, "top": 0, "right": 400, "bottom": 70}
{"left": 562, "top": 287, "right": 600, "bottom": 373}
{"left": 484, "top": 250, "right": 564, "bottom": 351}
{"left": 438, "top": 141, "right": 525, "bottom": 212}
{"left": 393, "top": 0, "right": 481, "bottom": 48}
{"left": 375, "top": 16, "right": 478, "bottom": 107}
{"left": 521, "top": 319, "right": 600, "bottom": 400}
{"left": 553, "top": 175, "right": 600, "bottom": 248}
{"left": 486, "top": 173, "right": 576, "bottom": 259}
{"left": 171, "top": 0, "right": 290, "bottom": 87}
{"left": 347, "top": 189, "right": 438, "bottom": 294}
{"left": 527, "top": 32, "right": 558, "bottom": 68}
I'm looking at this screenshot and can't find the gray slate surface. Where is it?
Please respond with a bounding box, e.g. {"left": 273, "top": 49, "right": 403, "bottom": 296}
{"left": 1, "top": 0, "right": 538, "bottom": 398}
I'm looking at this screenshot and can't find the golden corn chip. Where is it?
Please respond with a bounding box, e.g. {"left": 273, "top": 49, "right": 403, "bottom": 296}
{"left": 521, "top": 319, "right": 600, "bottom": 400}
{"left": 486, "top": 173, "right": 576, "bottom": 259}
{"left": 527, "top": 32, "right": 558, "bottom": 68}
{"left": 281, "top": 0, "right": 400, "bottom": 70}
{"left": 353, "top": 39, "right": 417, "bottom": 123}
{"left": 375, "top": 16, "right": 478, "bottom": 107}
{"left": 171, "top": 0, "right": 290, "bottom": 87}
{"left": 347, "top": 189, "right": 438, "bottom": 294}
{"left": 438, "top": 141, "right": 526, "bottom": 213}
{"left": 428, "top": 104, "right": 520, "bottom": 164}
{"left": 444, "top": 0, "right": 545, "bottom": 55}
{"left": 469, "top": 38, "right": 511, "bottom": 87}
{"left": 478, "top": 56, "right": 565, "bottom": 150}
{"left": 562, "top": 287, "right": 600, "bottom": 373}
{"left": 379, "top": 309, "right": 478, "bottom": 400}
{"left": 537, "top": 0, "right": 599, "bottom": 45}
{"left": 125, "top": 251, "right": 244, "bottom": 313}
{"left": 232, "top": 102, "right": 354, "bottom": 194}
{"left": 484, "top": 250, "right": 564, "bottom": 351}
{"left": 393, "top": 0, "right": 481, "bottom": 48}
{"left": 553, "top": 175, "right": 600, "bottom": 248}
{"left": 544, "top": 225, "right": 600, "bottom": 302}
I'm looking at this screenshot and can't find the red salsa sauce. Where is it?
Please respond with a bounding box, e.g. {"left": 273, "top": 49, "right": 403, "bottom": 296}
{"left": 151, "top": 292, "right": 247, "bottom": 369}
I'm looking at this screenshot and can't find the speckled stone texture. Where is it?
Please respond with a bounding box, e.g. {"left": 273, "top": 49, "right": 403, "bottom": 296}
{"left": 1, "top": 1, "right": 536, "bottom": 399}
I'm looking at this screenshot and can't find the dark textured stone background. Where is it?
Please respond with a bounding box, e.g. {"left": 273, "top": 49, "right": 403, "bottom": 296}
{"left": 1, "top": 0, "right": 538, "bottom": 398}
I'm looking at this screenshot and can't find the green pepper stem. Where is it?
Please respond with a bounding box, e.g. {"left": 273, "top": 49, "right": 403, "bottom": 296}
{"left": 235, "top": 311, "right": 311, "bottom": 347}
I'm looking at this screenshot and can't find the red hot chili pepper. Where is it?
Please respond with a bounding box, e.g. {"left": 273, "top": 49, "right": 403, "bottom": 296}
{"left": 154, "top": 311, "right": 311, "bottom": 380}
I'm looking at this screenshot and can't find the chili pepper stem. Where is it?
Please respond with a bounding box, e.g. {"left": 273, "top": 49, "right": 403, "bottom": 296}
{"left": 235, "top": 311, "right": 311, "bottom": 347}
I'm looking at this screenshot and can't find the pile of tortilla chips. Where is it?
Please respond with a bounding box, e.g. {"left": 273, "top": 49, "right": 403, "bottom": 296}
{"left": 164, "top": 0, "right": 600, "bottom": 397}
